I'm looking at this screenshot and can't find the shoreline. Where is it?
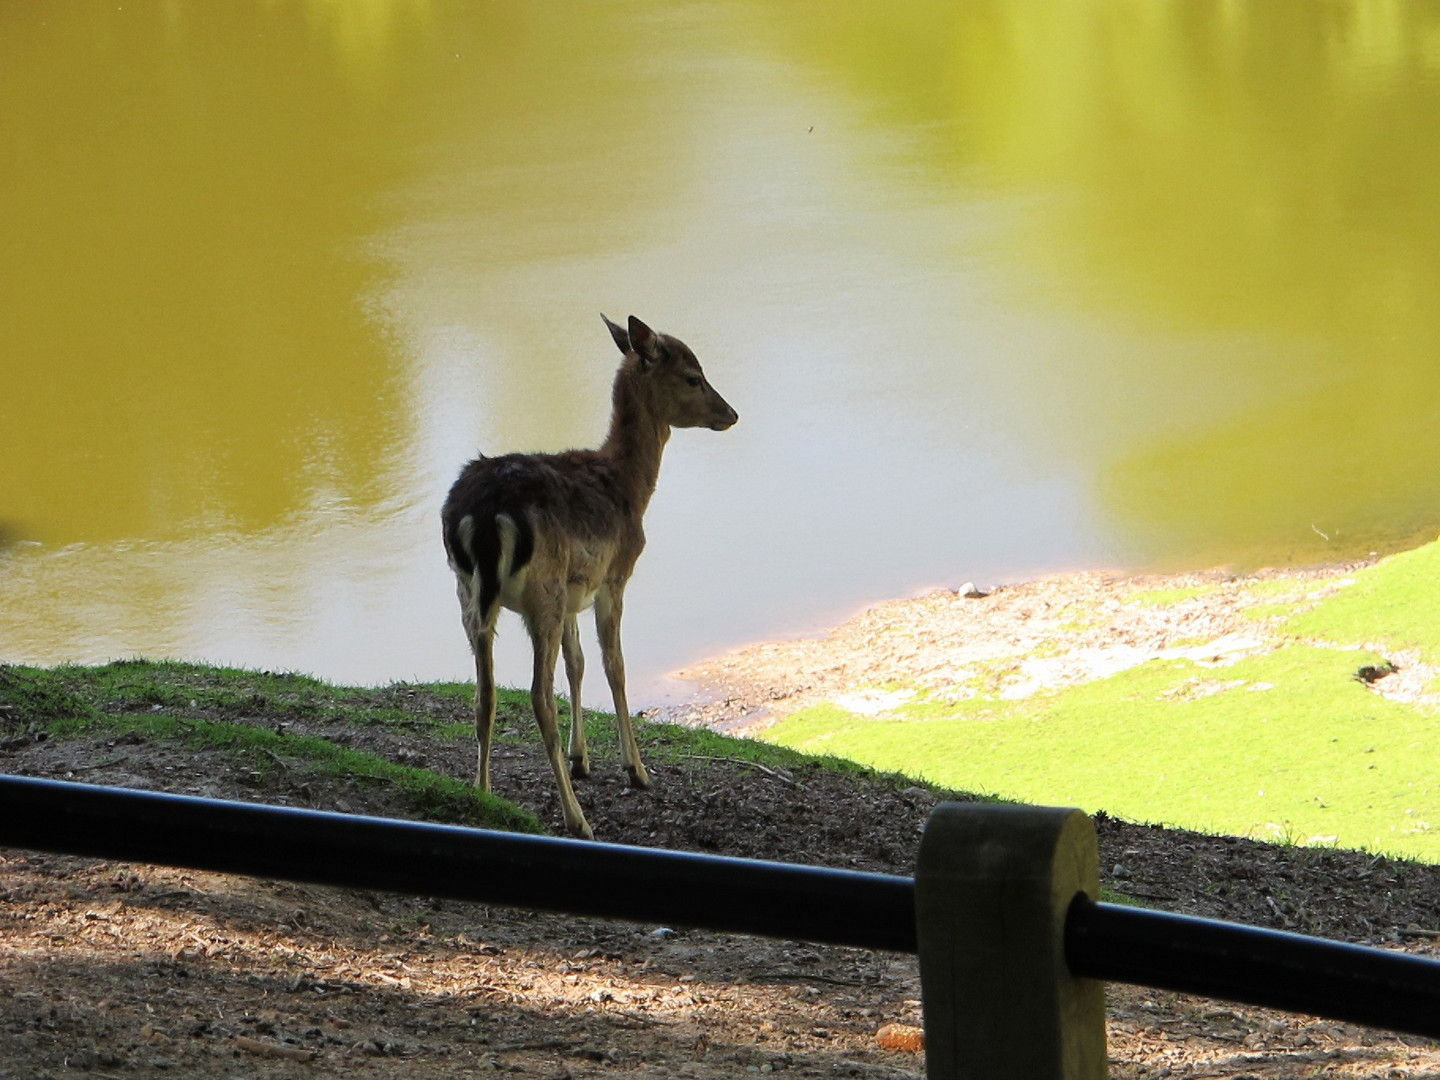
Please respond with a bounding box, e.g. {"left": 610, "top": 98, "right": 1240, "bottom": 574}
{"left": 653, "top": 554, "right": 1391, "bottom": 733}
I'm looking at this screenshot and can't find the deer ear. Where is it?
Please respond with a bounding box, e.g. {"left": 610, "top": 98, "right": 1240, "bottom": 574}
{"left": 601, "top": 313, "right": 630, "bottom": 356}
{"left": 627, "top": 315, "right": 661, "bottom": 370}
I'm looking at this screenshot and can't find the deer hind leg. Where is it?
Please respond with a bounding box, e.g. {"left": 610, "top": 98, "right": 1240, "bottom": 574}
{"left": 562, "top": 615, "right": 590, "bottom": 780}
{"left": 528, "top": 606, "right": 593, "bottom": 839}
{"left": 596, "top": 588, "right": 649, "bottom": 790}
{"left": 472, "top": 627, "right": 498, "bottom": 791}
{"left": 458, "top": 578, "right": 498, "bottom": 791}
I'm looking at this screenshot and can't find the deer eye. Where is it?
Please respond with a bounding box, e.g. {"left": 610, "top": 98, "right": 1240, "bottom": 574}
{"left": 685, "top": 374, "right": 702, "bottom": 388}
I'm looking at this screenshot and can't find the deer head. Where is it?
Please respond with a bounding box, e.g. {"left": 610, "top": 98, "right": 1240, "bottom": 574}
{"left": 602, "top": 314, "right": 738, "bottom": 432}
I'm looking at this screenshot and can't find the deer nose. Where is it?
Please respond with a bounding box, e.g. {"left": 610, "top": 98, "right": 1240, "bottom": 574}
{"left": 712, "top": 405, "right": 738, "bottom": 431}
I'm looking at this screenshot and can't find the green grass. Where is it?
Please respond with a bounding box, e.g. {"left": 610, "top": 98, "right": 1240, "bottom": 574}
{"left": 0, "top": 661, "right": 541, "bottom": 833}
{"left": 1285, "top": 540, "right": 1440, "bottom": 661}
{"left": 1126, "top": 585, "right": 1218, "bottom": 608}
{"left": 771, "top": 645, "right": 1440, "bottom": 858}
{"left": 50, "top": 659, "right": 476, "bottom": 730}
{"left": 1241, "top": 603, "right": 1301, "bottom": 623}
{"left": 766, "top": 537, "right": 1440, "bottom": 863}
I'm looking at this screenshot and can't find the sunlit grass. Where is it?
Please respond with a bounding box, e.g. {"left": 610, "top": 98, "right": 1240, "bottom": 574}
{"left": 1285, "top": 540, "right": 1440, "bottom": 663}
{"left": 766, "top": 539, "right": 1440, "bottom": 863}
{"left": 1125, "top": 585, "right": 1218, "bottom": 608}
{"left": 770, "top": 644, "right": 1440, "bottom": 859}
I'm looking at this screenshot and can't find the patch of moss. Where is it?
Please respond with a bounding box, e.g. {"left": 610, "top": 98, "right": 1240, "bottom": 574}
{"left": 1241, "top": 603, "right": 1301, "bottom": 623}
{"left": 1126, "top": 585, "right": 1218, "bottom": 608}
{"left": 955, "top": 657, "right": 1026, "bottom": 698}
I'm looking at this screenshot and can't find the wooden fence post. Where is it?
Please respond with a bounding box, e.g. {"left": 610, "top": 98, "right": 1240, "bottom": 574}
{"left": 914, "top": 803, "right": 1108, "bottom": 1079}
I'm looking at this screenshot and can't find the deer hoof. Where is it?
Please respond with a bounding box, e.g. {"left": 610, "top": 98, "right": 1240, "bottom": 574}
{"left": 568, "top": 818, "right": 595, "bottom": 841}
{"left": 627, "top": 764, "right": 651, "bottom": 790}
{"left": 569, "top": 757, "right": 590, "bottom": 780}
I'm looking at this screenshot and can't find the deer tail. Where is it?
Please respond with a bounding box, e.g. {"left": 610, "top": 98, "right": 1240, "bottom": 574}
{"left": 451, "top": 510, "right": 531, "bottom": 633}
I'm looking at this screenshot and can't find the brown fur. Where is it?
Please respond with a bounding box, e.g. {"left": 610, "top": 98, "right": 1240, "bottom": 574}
{"left": 441, "top": 315, "right": 737, "bottom": 839}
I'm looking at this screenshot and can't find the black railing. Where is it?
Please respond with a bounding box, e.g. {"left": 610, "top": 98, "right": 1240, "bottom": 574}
{"left": 1068, "top": 897, "right": 1440, "bottom": 1040}
{"left": 0, "top": 774, "right": 916, "bottom": 951}
{"left": 2, "top": 774, "right": 1439, "bottom": 1044}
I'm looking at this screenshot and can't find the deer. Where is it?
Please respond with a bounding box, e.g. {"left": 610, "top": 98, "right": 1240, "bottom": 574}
{"left": 441, "top": 315, "right": 738, "bottom": 840}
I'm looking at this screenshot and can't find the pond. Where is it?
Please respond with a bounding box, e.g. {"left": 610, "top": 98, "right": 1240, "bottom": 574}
{"left": 4, "top": 1, "right": 1440, "bottom": 703}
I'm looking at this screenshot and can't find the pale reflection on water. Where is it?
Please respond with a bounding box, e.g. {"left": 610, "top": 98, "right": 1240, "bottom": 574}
{"left": 4, "top": 2, "right": 1440, "bottom": 702}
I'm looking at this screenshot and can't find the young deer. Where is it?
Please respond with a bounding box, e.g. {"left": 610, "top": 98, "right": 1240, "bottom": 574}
{"left": 441, "top": 315, "right": 738, "bottom": 839}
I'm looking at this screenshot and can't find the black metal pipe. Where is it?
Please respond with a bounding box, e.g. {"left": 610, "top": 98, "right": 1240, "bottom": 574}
{"left": 1067, "top": 895, "right": 1440, "bottom": 1040}
{"left": 0, "top": 774, "right": 917, "bottom": 952}
{"left": 6, "top": 776, "right": 1440, "bottom": 1040}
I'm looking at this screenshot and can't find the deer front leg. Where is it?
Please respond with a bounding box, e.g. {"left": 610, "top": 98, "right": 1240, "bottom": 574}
{"left": 562, "top": 615, "right": 590, "bottom": 780}
{"left": 529, "top": 611, "right": 594, "bottom": 840}
{"left": 596, "top": 587, "right": 649, "bottom": 790}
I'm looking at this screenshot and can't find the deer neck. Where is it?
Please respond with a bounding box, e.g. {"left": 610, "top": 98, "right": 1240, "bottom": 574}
{"left": 600, "top": 365, "right": 671, "bottom": 514}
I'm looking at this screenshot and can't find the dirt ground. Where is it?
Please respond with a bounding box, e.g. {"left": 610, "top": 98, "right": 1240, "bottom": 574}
{"left": 5, "top": 560, "right": 1440, "bottom": 1077}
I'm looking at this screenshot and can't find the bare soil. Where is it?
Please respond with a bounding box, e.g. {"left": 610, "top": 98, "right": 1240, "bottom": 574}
{"left": 5, "top": 561, "right": 1440, "bottom": 1078}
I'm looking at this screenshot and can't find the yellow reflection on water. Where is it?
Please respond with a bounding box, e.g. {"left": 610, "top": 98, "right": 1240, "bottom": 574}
{"left": 0, "top": 1, "right": 413, "bottom": 545}
{"left": 756, "top": 0, "right": 1440, "bottom": 565}
{"left": 0, "top": 0, "right": 754, "bottom": 688}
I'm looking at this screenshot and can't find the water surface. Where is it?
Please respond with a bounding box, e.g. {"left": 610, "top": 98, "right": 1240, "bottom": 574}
{"left": 4, "top": 1, "right": 1440, "bottom": 701}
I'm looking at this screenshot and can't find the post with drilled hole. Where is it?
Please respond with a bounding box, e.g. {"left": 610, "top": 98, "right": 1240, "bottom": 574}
{"left": 914, "top": 803, "right": 1108, "bottom": 1079}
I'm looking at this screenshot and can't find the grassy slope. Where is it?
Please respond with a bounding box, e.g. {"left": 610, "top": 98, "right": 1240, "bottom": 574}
{"left": 0, "top": 660, "right": 543, "bottom": 833}
{"left": 0, "top": 659, "right": 886, "bottom": 836}
{"left": 766, "top": 540, "right": 1440, "bottom": 862}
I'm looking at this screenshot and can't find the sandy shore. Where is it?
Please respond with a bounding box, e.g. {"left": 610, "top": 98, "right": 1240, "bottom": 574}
{"left": 657, "top": 557, "right": 1396, "bottom": 733}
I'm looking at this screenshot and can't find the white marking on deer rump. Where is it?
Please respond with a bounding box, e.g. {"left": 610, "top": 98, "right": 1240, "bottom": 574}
{"left": 455, "top": 514, "right": 476, "bottom": 565}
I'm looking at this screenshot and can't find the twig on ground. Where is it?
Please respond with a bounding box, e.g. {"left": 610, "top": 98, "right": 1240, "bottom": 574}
{"left": 69, "top": 755, "right": 129, "bottom": 773}
{"left": 608, "top": 1010, "right": 679, "bottom": 1028}
{"left": 234, "top": 1035, "right": 315, "bottom": 1061}
{"left": 459, "top": 984, "right": 518, "bottom": 1000}
{"left": 1117, "top": 887, "right": 1179, "bottom": 902}
{"left": 493, "top": 1038, "right": 574, "bottom": 1053}
{"left": 679, "top": 754, "right": 794, "bottom": 784}
{"left": 748, "top": 971, "right": 867, "bottom": 987}
{"left": 831, "top": 1059, "right": 918, "bottom": 1077}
